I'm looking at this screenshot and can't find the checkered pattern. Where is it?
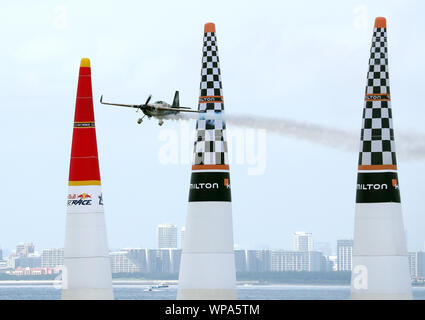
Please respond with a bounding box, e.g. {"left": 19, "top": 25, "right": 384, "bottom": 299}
{"left": 193, "top": 31, "right": 228, "bottom": 166}
{"left": 200, "top": 32, "right": 223, "bottom": 100}
{"left": 358, "top": 27, "right": 397, "bottom": 166}
{"left": 365, "top": 28, "right": 389, "bottom": 95}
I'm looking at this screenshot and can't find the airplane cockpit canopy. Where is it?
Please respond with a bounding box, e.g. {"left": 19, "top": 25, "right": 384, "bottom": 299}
{"left": 154, "top": 101, "right": 164, "bottom": 104}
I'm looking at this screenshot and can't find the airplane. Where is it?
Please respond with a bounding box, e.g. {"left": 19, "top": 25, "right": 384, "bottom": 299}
{"left": 100, "top": 91, "right": 202, "bottom": 126}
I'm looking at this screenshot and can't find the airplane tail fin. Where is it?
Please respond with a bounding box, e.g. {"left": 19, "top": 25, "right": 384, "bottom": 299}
{"left": 172, "top": 91, "right": 180, "bottom": 108}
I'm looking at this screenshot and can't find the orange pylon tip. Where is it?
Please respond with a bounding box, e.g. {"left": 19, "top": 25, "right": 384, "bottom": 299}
{"left": 204, "top": 22, "right": 216, "bottom": 33}
{"left": 374, "top": 17, "right": 387, "bottom": 28}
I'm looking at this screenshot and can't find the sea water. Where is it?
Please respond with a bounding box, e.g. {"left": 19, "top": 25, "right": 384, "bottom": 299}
{"left": 0, "top": 284, "right": 425, "bottom": 300}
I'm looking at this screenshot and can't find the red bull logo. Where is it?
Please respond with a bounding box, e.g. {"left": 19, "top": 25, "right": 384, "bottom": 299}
{"left": 67, "top": 193, "right": 93, "bottom": 206}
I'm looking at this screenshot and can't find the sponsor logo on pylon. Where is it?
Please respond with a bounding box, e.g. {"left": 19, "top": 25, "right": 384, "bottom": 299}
{"left": 67, "top": 193, "right": 93, "bottom": 206}
{"left": 190, "top": 182, "right": 219, "bottom": 190}
{"left": 357, "top": 180, "right": 399, "bottom": 191}
{"left": 364, "top": 94, "right": 390, "bottom": 101}
{"left": 199, "top": 96, "right": 223, "bottom": 103}
{"left": 74, "top": 122, "right": 95, "bottom": 128}
{"left": 392, "top": 179, "right": 399, "bottom": 189}
{"left": 357, "top": 183, "right": 388, "bottom": 190}
{"left": 188, "top": 172, "right": 232, "bottom": 202}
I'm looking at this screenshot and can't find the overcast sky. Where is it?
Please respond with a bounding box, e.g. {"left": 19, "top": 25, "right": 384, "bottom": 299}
{"left": 0, "top": 0, "right": 424, "bottom": 254}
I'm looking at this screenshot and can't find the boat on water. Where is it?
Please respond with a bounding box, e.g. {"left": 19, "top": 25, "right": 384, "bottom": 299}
{"left": 144, "top": 282, "right": 169, "bottom": 292}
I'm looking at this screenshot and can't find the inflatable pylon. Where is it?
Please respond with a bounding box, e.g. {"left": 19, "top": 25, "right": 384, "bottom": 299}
{"left": 350, "top": 18, "right": 412, "bottom": 300}
{"left": 62, "top": 58, "right": 113, "bottom": 300}
{"left": 177, "top": 23, "right": 237, "bottom": 300}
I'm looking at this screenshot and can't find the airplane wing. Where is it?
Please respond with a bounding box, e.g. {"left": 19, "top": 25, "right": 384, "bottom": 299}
{"left": 100, "top": 95, "right": 141, "bottom": 109}
{"left": 155, "top": 105, "right": 204, "bottom": 113}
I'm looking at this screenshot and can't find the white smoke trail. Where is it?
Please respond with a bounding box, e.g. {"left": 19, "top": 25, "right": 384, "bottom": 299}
{"left": 173, "top": 113, "right": 425, "bottom": 161}
{"left": 226, "top": 114, "right": 358, "bottom": 152}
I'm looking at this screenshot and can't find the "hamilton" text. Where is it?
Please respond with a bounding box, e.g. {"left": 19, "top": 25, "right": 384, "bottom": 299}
{"left": 190, "top": 183, "right": 219, "bottom": 190}
{"left": 357, "top": 184, "right": 388, "bottom": 190}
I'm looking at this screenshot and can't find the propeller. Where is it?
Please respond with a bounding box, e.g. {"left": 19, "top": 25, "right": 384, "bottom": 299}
{"left": 137, "top": 94, "right": 152, "bottom": 113}
{"left": 144, "top": 94, "right": 152, "bottom": 106}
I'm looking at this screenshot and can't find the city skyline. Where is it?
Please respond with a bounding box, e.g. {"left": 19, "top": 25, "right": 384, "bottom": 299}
{"left": 2, "top": 228, "right": 424, "bottom": 257}
{"left": 5, "top": 228, "right": 423, "bottom": 253}
{"left": 3, "top": 238, "right": 425, "bottom": 282}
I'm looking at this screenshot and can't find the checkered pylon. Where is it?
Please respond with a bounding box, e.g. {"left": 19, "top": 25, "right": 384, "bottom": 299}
{"left": 358, "top": 17, "right": 397, "bottom": 167}
{"left": 192, "top": 23, "right": 229, "bottom": 167}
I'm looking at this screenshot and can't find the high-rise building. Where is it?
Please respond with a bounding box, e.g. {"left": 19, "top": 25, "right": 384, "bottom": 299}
{"left": 41, "top": 248, "right": 64, "bottom": 268}
{"left": 337, "top": 240, "right": 353, "bottom": 271}
{"left": 170, "top": 249, "right": 182, "bottom": 274}
{"left": 294, "top": 232, "right": 313, "bottom": 251}
{"left": 15, "top": 244, "right": 25, "bottom": 256}
{"left": 158, "top": 249, "right": 171, "bottom": 273}
{"left": 12, "top": 254, "right": 41, "bottom": 269}
{"left": 246, "top": 250, "right": 271, "bottom": 273}
{"left": 16, "top": 242, "right": 35, "bottom": 257}
{"left": 271, "top": 250, "right": 323, "bottom": 272}
{"left": 416, "top": 252, "right": 425, "bottom": 278}
{"left": 408, "top": 252, "right": 417, "bottom": 278}
{"left": 234, "top": 249, "right": 247, "bottom": 272}
{"left": 110, "top": 248, "right": 182, "bottom": 274}
{"left": 110, "top": 251, "right": 138, "bottom": 273}
{"left": 157, "top": 224, "right": 177, "bottom": 249}
{"left": 408, "top": 251, "right": 425, "bottom": 279}
{"left": 146, "top": 248, "right": 181, "bottom": 273}
{"left": 110, "top": 249, "right": 147, "bottom": 273}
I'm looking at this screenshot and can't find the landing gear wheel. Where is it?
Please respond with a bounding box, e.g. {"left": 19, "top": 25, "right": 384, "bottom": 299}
{"left": 158, "top": 120, "right": 164, "bottom": 126}
{"left": 137, "top": 118, "right": 143, "bottom": 124}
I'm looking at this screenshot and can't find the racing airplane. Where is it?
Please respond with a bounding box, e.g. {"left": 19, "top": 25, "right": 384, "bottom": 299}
{"left": 100, "top": 91, "right": 202, "bottom": 125}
